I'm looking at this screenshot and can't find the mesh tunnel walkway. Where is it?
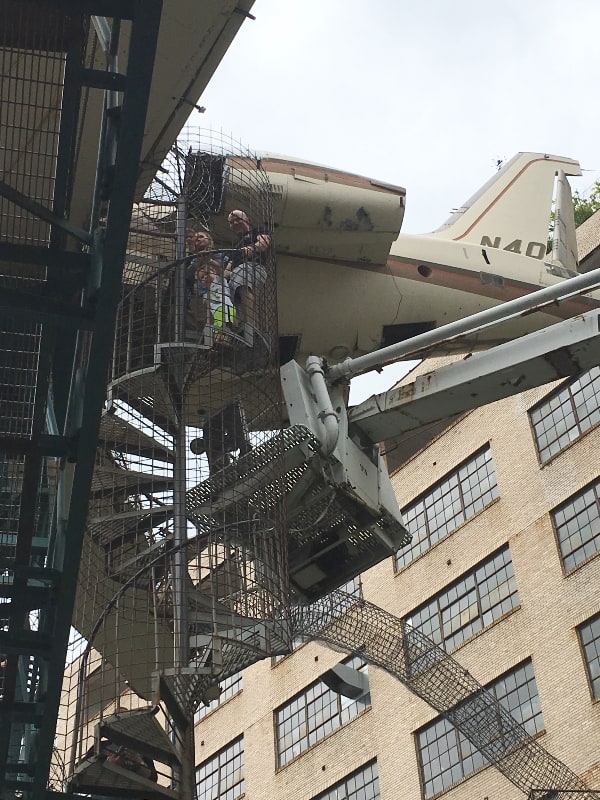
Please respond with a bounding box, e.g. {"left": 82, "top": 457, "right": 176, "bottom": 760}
{"left": 294, "top": 590, "right": 592, "bottom": 800}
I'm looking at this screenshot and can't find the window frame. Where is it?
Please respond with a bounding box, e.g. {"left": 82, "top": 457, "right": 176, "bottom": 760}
{"left": 551, "top": 478, "right": 600, "bottom": 574}
{"left": 196, "top": 735, "right": 244, "bottom": 800}
{"left": 415, "top": 659, "right": 544, "bottom": 799}
{"left": 274, "top": 653, "right": 370, "bottom": 768}
{"left": 194, "top": 671, "right": 243, "bottom": 722}
{"left": 404, "top": 546, "right": 519, "bottom": 654}
{"left": 396, "top": 446, "right": 499, "bottom": 570}
{"left": 311, "top": 759, "right": 381, "bottom": 800}
{"left": 577, "top": 612, "right": 600, "bottom": 701}
{"left": 529, "top": 366, "right": 600, "bottom": 464}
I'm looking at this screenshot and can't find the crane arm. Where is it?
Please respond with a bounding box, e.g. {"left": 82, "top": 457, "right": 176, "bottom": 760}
{"left": 348, "top": 309, "right": 600, "bottom": 445}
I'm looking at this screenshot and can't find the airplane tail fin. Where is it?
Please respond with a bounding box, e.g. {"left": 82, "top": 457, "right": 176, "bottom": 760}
{"left": 431, "top": 152, "right": 581, "bottom": 268}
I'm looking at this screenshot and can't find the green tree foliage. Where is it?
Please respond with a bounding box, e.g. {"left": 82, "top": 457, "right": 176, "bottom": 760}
{"left": 572, "top": 180, "right": 600, "bottom": 227}
{"left": 547, "top": 180, "right": 600, "bottom": 252}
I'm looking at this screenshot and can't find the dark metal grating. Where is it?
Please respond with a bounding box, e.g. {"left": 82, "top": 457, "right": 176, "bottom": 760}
{"left": 0, "top": 0, "right": 163, "bottom": 795}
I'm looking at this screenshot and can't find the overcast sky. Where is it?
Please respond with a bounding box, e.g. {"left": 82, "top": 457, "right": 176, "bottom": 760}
{"left": 189, "top": 0, "right": 600, "bottom": 399}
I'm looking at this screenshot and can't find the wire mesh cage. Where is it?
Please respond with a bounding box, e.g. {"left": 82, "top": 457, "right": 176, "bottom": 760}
{"left": 58, "top": 130, "right": 290, "bottom": 795}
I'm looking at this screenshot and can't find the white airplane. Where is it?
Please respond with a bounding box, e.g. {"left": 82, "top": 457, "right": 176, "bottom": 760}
{"left": 242, "top": 151, "right": 599, "bottom": 364}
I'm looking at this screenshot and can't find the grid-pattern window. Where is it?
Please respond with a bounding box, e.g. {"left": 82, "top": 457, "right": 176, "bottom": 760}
{"left": 552, "top": 480, "right": 600, "bottom": 572}
{"left": 312, "top": 760, "right": 381, "bottom": 800}
{"left": 275, "top": 654, "right": 370, "bottom": 767}
{"left": 339, "top": 575, "right": 363, "bottom": 597}
{"left": 196, "top": 736, "right": 244, "bottom": 800}
{"left": 578, "top": 613, "right": 600, "bottom": 699}
{"left": 406, "top": 546, "right": 519, "bottom": 652}
{"left": 417, "top": 660, "right": 543, "bottom": 798}
{"left": 530, "top": 366, "right": 600, "bottom": 463}
{"left": 397, "top": 447, "right": 499, "bottom": 568}
{"left": 195, "top": 672, "right": 242, "bottom": 721}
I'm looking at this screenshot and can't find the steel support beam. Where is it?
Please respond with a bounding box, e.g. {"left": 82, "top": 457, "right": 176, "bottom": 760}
{"left": 0, "top": 2, "right": 163, "bottom": 797}
{"left": 28, "top": 3, "right": 163, "bottom": 796}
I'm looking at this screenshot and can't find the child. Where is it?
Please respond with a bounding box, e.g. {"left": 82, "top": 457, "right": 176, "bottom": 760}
{"left": 197, "top": 264, "right": 236, "bottom": 331}
{"left": 186, "top": 229, "right": 214, "bottom": 299}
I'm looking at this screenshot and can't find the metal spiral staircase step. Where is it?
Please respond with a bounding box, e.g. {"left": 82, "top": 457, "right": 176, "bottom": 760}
{"left": 99, "top": 412, "right": 175, "bottom": 463}
{"left": 156, "top": 669, "right": 216, "bottom": 729}
{"left": 90, "top": 462, "right": 173, "bottom": 499}
{"left": 155, "top": 621, "right": 290, "bottom": 725}
{"left": 73, "top": 534, "right": 175, "bottom": 701}
{"left": 108, "top": 358, "right": 271, "bottom": 430}
{"left": 88, "top": 504, "right": 174, "bottom": 547}
{"left": 70, "top": 754, "right": 177, "bottom": 800}
{"left": 98, "top": 708, "right": 180, "bottom": 767}
{"left": 109, "top": 367, "right": 178, "bottom": 430}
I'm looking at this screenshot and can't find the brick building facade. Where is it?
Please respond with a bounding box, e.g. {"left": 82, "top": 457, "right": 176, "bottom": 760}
{"left": 192, "top": 349, "right": 600, "bottom": 800}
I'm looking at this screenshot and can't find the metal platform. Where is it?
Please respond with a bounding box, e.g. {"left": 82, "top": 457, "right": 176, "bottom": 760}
{"left": 186, "top": 424, "right": 411, "bottom": 601}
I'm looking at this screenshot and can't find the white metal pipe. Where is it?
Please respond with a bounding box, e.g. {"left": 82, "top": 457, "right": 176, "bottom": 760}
{"left": 306, "top": 355, "right": 340, "bottom": 456}
{"left": 327, "top": 265, "right": 600, "bottom": 384}
{"left": 173, "top": 196, "right": 189, "bottom": 668}
{"left": 174, "top": 195, "right": 187, "bottom": 342}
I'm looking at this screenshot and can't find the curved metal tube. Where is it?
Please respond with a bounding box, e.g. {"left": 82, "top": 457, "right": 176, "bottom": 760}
{"left": 306, "top": 355, "right": 340, "bottom": 456}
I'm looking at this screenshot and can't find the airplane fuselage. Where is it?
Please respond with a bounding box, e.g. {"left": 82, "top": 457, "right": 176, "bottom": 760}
{"left": 256, "top": 153, "right": 600, "bottom": 364}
